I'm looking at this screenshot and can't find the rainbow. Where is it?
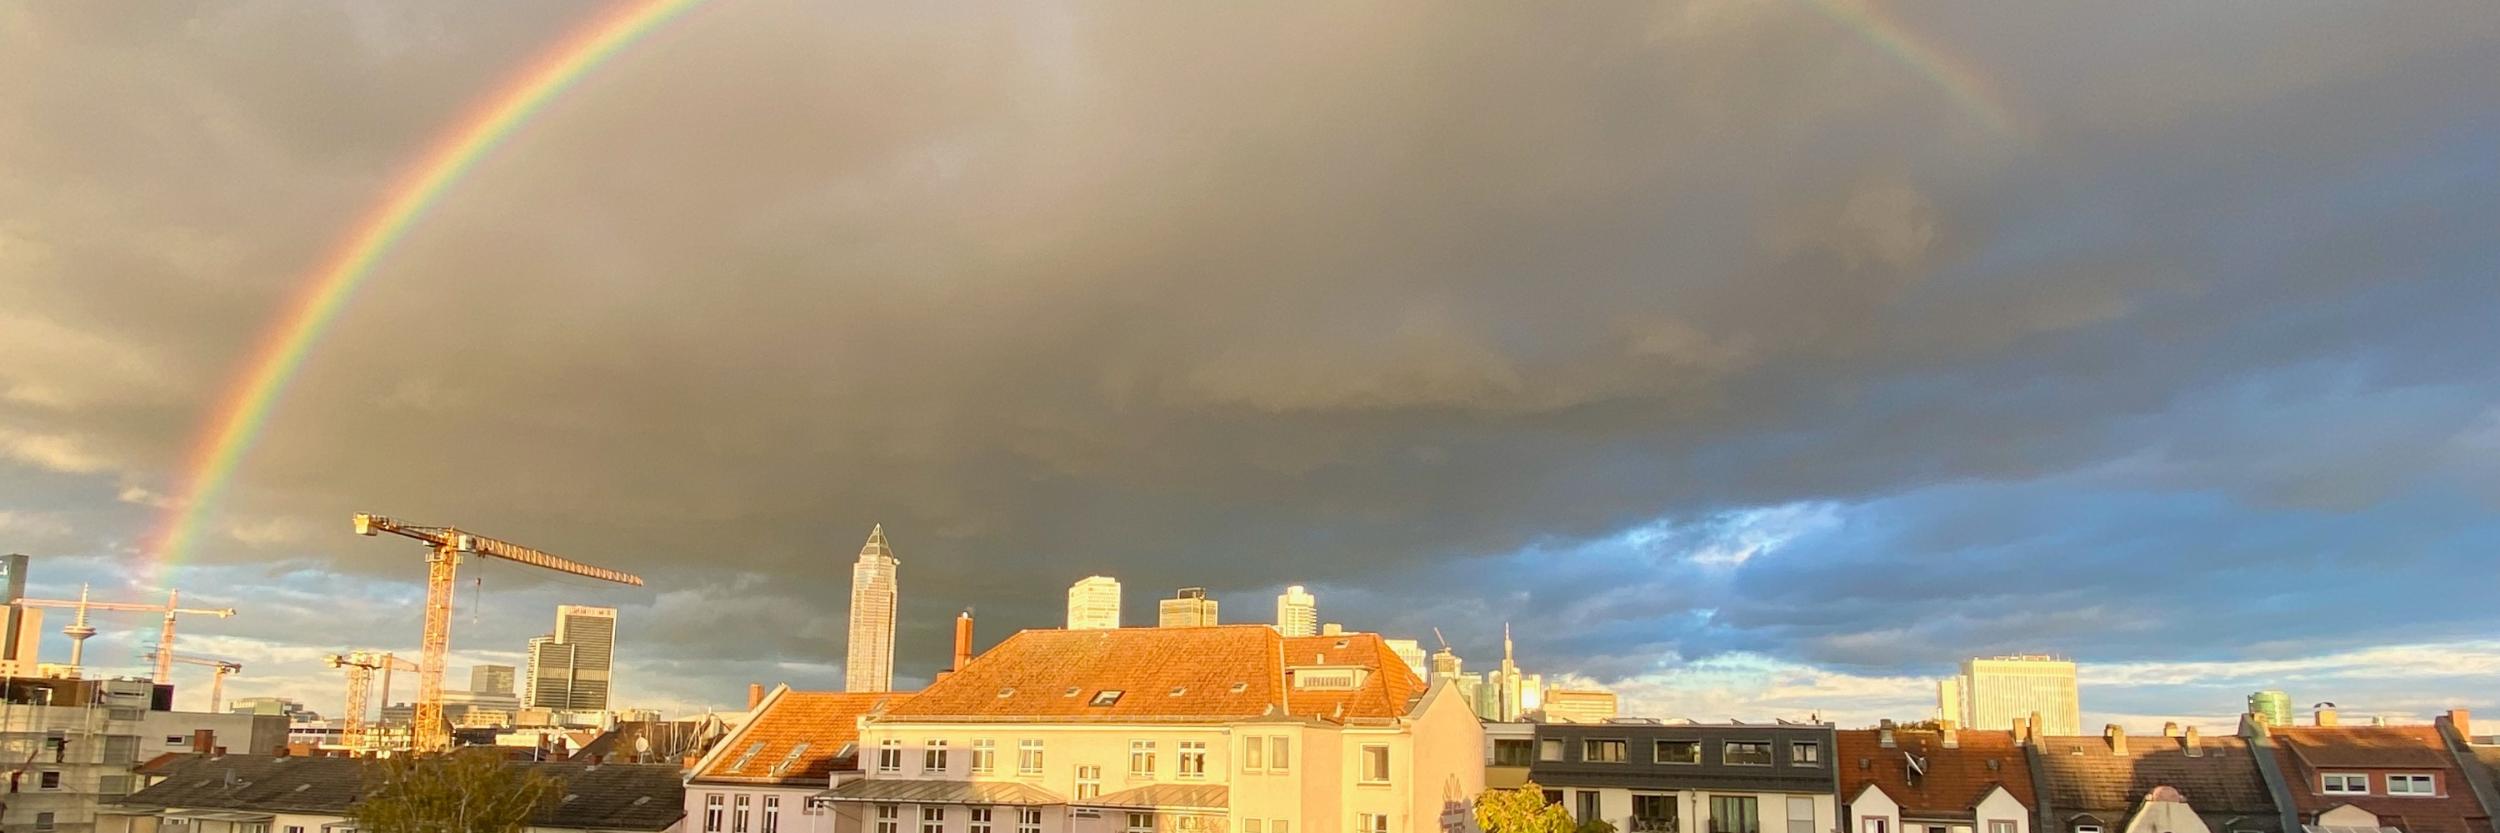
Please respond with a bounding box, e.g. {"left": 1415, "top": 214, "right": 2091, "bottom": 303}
{"left": 144, "top": 0, "right": 709, "bottom": 574}
{"left": 1803, "top": 0, "right": 2022, "bottom": 138}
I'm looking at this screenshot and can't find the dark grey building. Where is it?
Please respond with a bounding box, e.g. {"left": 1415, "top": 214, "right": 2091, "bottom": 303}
{"left": 1528, "top": 720, "right": 1841, "bottom": 833}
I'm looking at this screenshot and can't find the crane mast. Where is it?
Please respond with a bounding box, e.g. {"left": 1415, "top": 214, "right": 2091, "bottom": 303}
{"left": 353, "top": 513, "right": 642, "bottom": 752}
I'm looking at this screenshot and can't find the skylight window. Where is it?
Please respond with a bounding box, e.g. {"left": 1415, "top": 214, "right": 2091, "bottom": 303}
{"left": 1169, "top": 686, "right": 1187, "bottom": 697}
{"left": 1064, "top": 686, "right": 1082, "bottom": 697}
{"left": 728, "top": 741, "right": 766, "bottom": 772}
{"left": 1090, "top": 690, "right": 1125, "bottom": 707}
{"left": 997, "top": 687, "right": 1016, "bottom": 699}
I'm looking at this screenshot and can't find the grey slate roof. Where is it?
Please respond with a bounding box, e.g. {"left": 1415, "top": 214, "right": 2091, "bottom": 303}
{"left": 2030, "top": 735, "right": 2281, "bottom": 833}
{"left": 115, "top": 754, "right": 685, "bottom": 832}
{"left": 822, "top": 778, "right": 1067, "bottom": 806}
{"left": 1082, "top": 784, "right": 1229, "bottom": 811}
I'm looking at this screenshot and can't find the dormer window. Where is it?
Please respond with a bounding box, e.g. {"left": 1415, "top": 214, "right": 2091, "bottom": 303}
{"left": 2388, "top": 774, "right": 2435, "bottom": 796}
{"left": 1090, "top": 690, "right": 1125, "bottom": 707}
{"left": 2322, "top": 773, "right": 2368, "bottom": 795}
{"left": 1291, "top": 667, "right": 1369, "bottom": 690}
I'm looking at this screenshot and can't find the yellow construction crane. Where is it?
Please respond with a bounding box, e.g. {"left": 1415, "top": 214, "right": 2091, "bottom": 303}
{"left": 142, "top": 650, "right": 243, "bottom": 713}
{"left": 352, "top": 513, "right": 642, "bottom": 752}
{"left": 12, "top": 584, "right": 237, "bottom": 679}
{"left": 325, "top": 650, "right": 415, "bottom": 751}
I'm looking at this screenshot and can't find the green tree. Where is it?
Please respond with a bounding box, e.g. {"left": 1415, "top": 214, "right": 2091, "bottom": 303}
{"left": 353, "top": 751, "right": 556, "bottom": 833}
{"left": 1477, "top": 782, "right": 1576, "bottom": 833}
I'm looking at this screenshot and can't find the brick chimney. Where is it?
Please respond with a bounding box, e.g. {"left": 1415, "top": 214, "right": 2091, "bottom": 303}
{"left": 953, "top": 610, "right": 975, "bottom": 672}
{"left": 2104, "top": 724, "right": 2128, "bottom": 755}
{"left": 2162, "top": 722, "right": 2181, "bottom": 737}
{"left": 191, "top": 729, "right": 215, "bottom": 755}
{"left": 2445, "top": 709, "right": 2471, "bottom": 739}
{"left": 1941, "top": 719, "right": 1960, "bottom": 749}
{"left": 2183, "top": 726, "right": 2201, "bottom": 756}
{"left": 1879, "top": 719, "right": 1896, "bottom": 748}
{"left": 746, "top": 683, "right": 764, "bottom": 711}
{"left": 2012, "top": 717, "right": 2031, "bottom": 745}
{"left": 2315, "top": 704, "right": 2339, "bottom": 726}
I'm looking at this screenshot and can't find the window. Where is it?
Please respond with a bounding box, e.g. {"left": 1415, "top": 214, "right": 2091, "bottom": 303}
{"left": 165, "top": 735, "right": 187, "bottom": 745}
{"left": 1786, "top": 796, "right": 1815, "bottom": 833}
{"left": 1179, "top": 741, "right": 1207, "bottom": 779}
{"left": 1359, "top": 814, "right": 1390, "bottom": 833}
{"left": 926, "top": 739, "right": 951, "bottom": 772}
{"left": 38, "top": 771, "right": 60, "bottom": 790}
{"left": 973, "top": 739, "right": 997, "bottom": 774}
{"left": 2073, "top": 826, "right": 2102, "bottom": 833}
{"left": 1709, "top": 796, "right": 1760, "bottom": 833}
{"left": 1134, "top": 740, "right": 1159, "bottom": 776}
{"left": 35, "top": 812, "right": 55, "bottom": 832}
{"left": 1578, "top": 792, "right": 1603, "bottom": 824}
{"left": 706, "top": 794, "right": 726, "bottom": 833}
{"left": 878, "top": 739, "right": 904, "bottom": 773}
{"left": 764, "top": 797, "right": 781, "bottom": 833}
{"left": 1019, "top": 739, "right": 1046, "bottom": 776}
{"left": 1656, "top": 740, "right": 1700, "bottom": 764}
{"left": 1018, "top": 809, "right": 1044, "bottom": 833}
{"left": 735, "top": 794, "right": 753, "bottom": 833}
{"left": 287, "top": 827, "right": 306, "bottom": 833}
{"left": 970, "top": 809, "right": 993, "bottom": 833}
{"left": 1275, "top": 822, "right": 1290, "bottom": 833}
{"left": 1988, "top": 822, "right": 2014, "bottom": 833}
{"left": 1245, "top": 822, "right": 1264, "bottom": 833}
{"left": 1791, "top": 742, "right": 1822, "bottom": 765}
{"left": 923, "top": 807, "right": 946, "bottom": 833}
{"left": 1541, "top": 738, "right": 1566, "bottom": 761}
{"left": 876, "top": 806, "right": 901, "bottom": 833}
{"left": 1864, "top": 820, "right": 1890, "bottom": 833}
{"left": 1077, "top": 765, "right": 1103, "bottom": 800}
{"left": 1634, "top": 795, "right": 1678, "bottom": 833}
{"left": 1093, "top": 690, "right": 1126, "bottom": 707}
{"left": 1723, "top": 741, "right": 1773, "bottom": 766}
{"left": 2322, "top": 772, "right": 2368, "bottom": 794}
{"left": 1495, "top": 738, "right": 1536, "bottom": 766}
{"left": 1245, "top": 737, "right": 1265, "bottom": 771}
{"left": 1544, "top": 789, "right": 1566, "bottom": 807}
{"left": 2389, "top": 774, "right": 2435, "bottom": 796}
{"left": 1270, "top": 737, "right": 1291, "bottom": 773}
{"left": 1586, "top": 739, "right": 1629, "bottom": 763}
{"left": 1360, "top": 744, "right": 1391, "bottom": 783}
{"left": 1128, "top": 813, "right": 1157, "bottom": 833}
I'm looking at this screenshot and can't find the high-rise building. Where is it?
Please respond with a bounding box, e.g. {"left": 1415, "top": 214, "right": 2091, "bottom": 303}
{"left": 2248, "top": 690, "right": 2294, "bottom": 727}
{"left": 1956, "top": 655, "right": 2081, "bottom": 736}
{"left": 845, "top": 525, "right": 899, "bottom": 693}
{"left": 1158, "top": 587, "right": 1219, "bottom": 627}
{"left": 1274, "top": 585, "right": 1317, "bottom": 637}
{"left": 471, "top": 664, "right": 517, "bottom": 697}
{"left": 1542, "top": 688, "right": 1619, "bottom": 723}
{"left": 1066, "top": 576, "right": 1122, "bottom": 630}
{"left": 525, "top": 605, "right": 617, "bottom": 711}
{"left": 0, "top": 553, "right": 39, "bottom": 677}
{"left": 1479, "top": 623, "right": 1543, "bottom": 722}
{"left": 1938, "top": 677, "right": 1965, "bottom": 726}
{"left": 1384, "top": 638, "right": 1428, "bottom": 679}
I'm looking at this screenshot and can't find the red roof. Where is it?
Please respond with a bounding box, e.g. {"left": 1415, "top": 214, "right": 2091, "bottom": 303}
{"left": 694, "top": 690, "right": 907, "bottom": 784}
{"left": 2269, "top": 725, "right": 2490, "bottom": 833}
{"left": 1838, "top": 729, "right": 2035, "bottom": 818}
{"left": 880, "top": 625, "right": 1418, "bottom": 723}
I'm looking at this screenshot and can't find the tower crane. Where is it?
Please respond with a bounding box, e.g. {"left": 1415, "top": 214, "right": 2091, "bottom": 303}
{"left": 326, "top": 650, "right": 416, "bottom": 751}
{"left": 11, "top": 584, "right": 237, "bottom": 679}
{"left": 352, "top": 513, "right": 642, "bottom": 752}
{"left": 141, "top": 650, "right": 243, "bottom": 713}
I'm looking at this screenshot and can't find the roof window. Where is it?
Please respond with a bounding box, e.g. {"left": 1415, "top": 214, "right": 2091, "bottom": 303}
{"left": 997, "top": 687, "right": 1015, "bottom": 699}
{"left": 1064, "top": 686, "right": 1082, "bottom": 697}
{"left": 727, "top": 740, "right": 766, "bottom": 772}
{"left": 1230, "top": 682, "right": 1249, "bottom": 693}
{"left": 1169, "top": 686, "right": 1187, "bottom": 697}
{"left": 1090, "top": 690, "right": 1125, "bottom": 707}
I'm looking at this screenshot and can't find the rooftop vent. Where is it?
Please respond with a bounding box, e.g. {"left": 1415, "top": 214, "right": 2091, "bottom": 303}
{"left": 1063, "top": 686, "right": 1081, "bottom": 698}
{"left": 294, "top": 784, "right": 312, "bottom": 792}
{"left": 634, "top": 796, "right": 653, "bottom": 806}
{"left": 562, "top": 794, "right": 580, "bottom": 804}
{"left": 1090, "top": 690, "right": 1125, "bottom": 707}
{"left": 1169, "top": 686, "right": 1187, "bottom": 697}
{"left": 997, "top": 687, "right": 1015, "bottom": 699}
{"left": 1230, "top": 682, "right": 1249, "bottom": 693}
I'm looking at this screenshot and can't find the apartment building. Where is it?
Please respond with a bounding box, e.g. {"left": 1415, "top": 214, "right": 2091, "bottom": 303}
{"left": 2257, "top": 712, "right": 2491, "bottom": 833}
{"left": 825, "top": 625, "right": 1482, "bottom": 833}
{"left": 685, "top": 688, "right": 912, "bottom": 833}
{"left": 1836, "top": 724, "right": 2032, "bottom": 833}
{"left": 1525, "top": 720, "right": 1838, "bottom": 833}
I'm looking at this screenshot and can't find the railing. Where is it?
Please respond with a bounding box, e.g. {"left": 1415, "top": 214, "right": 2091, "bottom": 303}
{"left": 1632, "top": 819, "right": 1679, "bottom": 833}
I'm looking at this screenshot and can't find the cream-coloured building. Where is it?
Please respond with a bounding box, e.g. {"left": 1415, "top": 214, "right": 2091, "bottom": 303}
{"left": 826, "top": 625, "right": 1483, "bottom": 833}
{"left": 1954, "top": 656, "right": 2079, "bottom": 737}
{"left": 1068, "top": 577, "right": 1123, "bottom": 630}
{"left": 1538, "top": 689, "right": 1617, "bottom": 724}
{"left": 848, "top": 526, "right": 901, "bottom": 693}
{"left": 1274, "top": 587, "right": 1317, "bottom": 638}
{"left": 1158, "top": 589, "right": 1218, "bottom": 628}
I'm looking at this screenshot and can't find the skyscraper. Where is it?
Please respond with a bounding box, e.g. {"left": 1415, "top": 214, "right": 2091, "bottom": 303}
{"left": 1480, "top": 623, "right": 1543, "bottom": 721}
{"left": 1274, "top": 585, "right": 1317, "bottom": 637}
{"left": 845, "top": 525, "right": 899, "bottom": 693}
{"left": 1066, "top": 576, "right": 1122, "bottom": 630}
{"left": 525, "top": 605, "right": 617, "bottom": 711}
{"left": 1957, "top": 655, "right": 2081, "bottom": 736}
{"left": 1384, "top": 638, "right": 1428, "bottom": 679}
{"left": 471, "top": 664, "right": 517, "bottom": 697}
{"left": 1157, "top": 587, "right": 1219, "bottom": 627}
{"left": 2248, "top": 690, "right": 2294, "bottom": 727}
{"left": 1938, "top": 677, "right": 1964, "bottom": 726}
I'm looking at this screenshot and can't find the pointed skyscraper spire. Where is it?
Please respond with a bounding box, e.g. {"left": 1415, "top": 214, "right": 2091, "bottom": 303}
{"left": 846, "top": 523, "right": 899, "bottom": 692}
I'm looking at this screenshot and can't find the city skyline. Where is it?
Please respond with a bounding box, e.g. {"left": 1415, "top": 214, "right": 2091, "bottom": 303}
{"left": 2, "top": 2, "right": 2495, "bottom": 728}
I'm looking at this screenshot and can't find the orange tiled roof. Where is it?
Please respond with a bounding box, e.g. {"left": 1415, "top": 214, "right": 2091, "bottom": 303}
{"left": 1837, "top": 729, "right": 2035, "bottom": 818}
{"left": 2269, "top": 725, "right": 2490, "bottom": 833}
{"left": 881, "top": 625, "right": 1421, "bottom": 723}
{"left": 694, "top": 690, "right": 906, "bottom": 784}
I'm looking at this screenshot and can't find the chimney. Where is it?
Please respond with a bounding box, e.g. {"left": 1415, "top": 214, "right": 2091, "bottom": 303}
{"left": 1322, "top": 623, "right": 1345, "bottom": 636}
{"left": 746, "top": 683, "right": 765, "bottom": 711}
{"left": 2030, "top": 711, "right": 2045, "bottom": 737}
{"left": 2315, "top": 705, "right": 2339, "bottom": 727}
{"left": 953, "top": 610, "right": 975, "bottom": 672}
{"left": 2445, "top": 709, "right": 2471, "bottom": 739}
{"left": 2183, "top": 726, "right": 2201, "bottom": 756}
{"left": 2012, "top": 717, "right": 2031, "bottom": 745}
{"left": 2103, "top": 724, "right": 2128, "bottom": 755}
{"left": 2162, "top": 722, "right": 2181, "bottom": 738}
{"left": 1941, "top": 720, "right": 1960, "bottom": 749}
{"left": 191, "top": 729, "right": 215, "bottom": 755}
{"left": 1879, "top": 719, "right": 1897, "bottom": 748}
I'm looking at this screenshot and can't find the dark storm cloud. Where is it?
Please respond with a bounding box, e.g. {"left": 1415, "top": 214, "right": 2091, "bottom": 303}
{"left": 4, "top": 0, "right": 2498, "bottom": 714}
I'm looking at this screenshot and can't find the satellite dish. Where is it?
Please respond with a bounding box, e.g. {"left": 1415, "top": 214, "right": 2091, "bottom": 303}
{"left": 635, "top": 736, "right": 652, "bottom": 754}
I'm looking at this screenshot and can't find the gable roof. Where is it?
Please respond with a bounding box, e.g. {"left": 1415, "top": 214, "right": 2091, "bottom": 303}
{"left": 115, "top": 754, "right": 684, "bottom": 832}
{"left": 1838, "top": 729, "right": 2035, "bottom": 818}
{"left": 2267, "top": 726, "right": 2489, "bottom": 833}
{"left": 693, "top": 689, "right": 905, "bottom": 784}
{"left": 2032, "top": 734, "right": 2279, "bottom": 822}
{"left": 879, "top": 625, "right": 1420, "bottom": 724}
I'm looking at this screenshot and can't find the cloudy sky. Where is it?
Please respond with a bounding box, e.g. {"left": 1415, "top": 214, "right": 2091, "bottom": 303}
{"left": 3, "top": 1, "right": 2497, "bottom": 730}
